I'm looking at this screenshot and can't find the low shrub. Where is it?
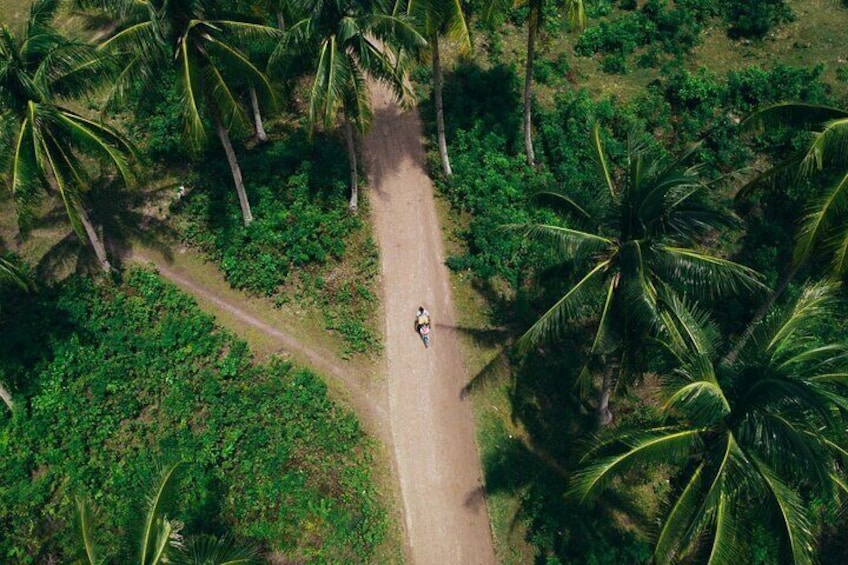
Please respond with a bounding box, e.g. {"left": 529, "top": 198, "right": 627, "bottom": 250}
{"left": 0, "top": 269, "right": 386, "bottom": 562}
{"left": 172, "top": 129, "right": 380, "bottom": 353}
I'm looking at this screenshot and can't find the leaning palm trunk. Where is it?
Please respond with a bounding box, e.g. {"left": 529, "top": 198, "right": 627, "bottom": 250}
{"left": 78, "top": 205, "right": 112, "bottom": 272}
{"left": 0, "top": 382, "right": 13, "bottom": 410}
{"left": 722, "top": 261, "right": 801, "bottom": 366}
{"left": 597, "top": 366, "right": 614, "bottom": 426}
{"left": 432, "top": 33, "right": 452, "bottom": 177}
{"left": 523, "top": 7, "right": 538, "bottom": 166}
{"left": 212, "top": 111, "right": 253, "bottom": 226}
{"left": 249, "top": 87, "right": 268, "bottom": 143}
{"left": 344, "top": 116, "right": 359, "bottom": 213}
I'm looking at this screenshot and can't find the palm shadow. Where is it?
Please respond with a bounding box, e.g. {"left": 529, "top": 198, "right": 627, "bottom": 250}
{"left": 460, "top": 321, "right": 655, "bottom": 561}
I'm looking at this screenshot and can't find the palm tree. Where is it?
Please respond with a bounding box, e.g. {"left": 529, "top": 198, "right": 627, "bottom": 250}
{"left": 273, "top": 0, "right": 425, "bottom": 212}
{"left": 483, "top": 0, "right": 585, "bottom": 165}
{"left": 84, "top": 0, "right": 280, "bottom": 226}
{"left": 514, "top": 126, "right": 763, "bottom": 425}
{"left": 725, "top": 103, "right": 848, "bottom": 363}
{"left": 0, "top": 0, "right": 134, "bottom": 272}
{"left": 397, "top": 0, "right": 471, "bottom": 177}
{"left": 571, "top": 282, "right": 848, "bottom": 564}
{"left": 78, "top": 462, "right": 260, "bottom": 564}
{"left": 0, "top": 253, "right": 29, "bottom": 410}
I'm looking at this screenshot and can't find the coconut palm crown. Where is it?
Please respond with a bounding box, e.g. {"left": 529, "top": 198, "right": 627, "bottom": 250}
{"left": 515, "top": 125, "right": 763, "bottom": 424}
{"left": 742, "top": 103, "right": 848, "bottom": 276}
{"left": 272, "top": 0, "right": 425, "bottom": 211}
{"left": 0, "top": 0, "right": 133, "bottom": 271}
{"left": 571, "top": 282, "right": 848, "bottom": 564}
{"left": 84, "top": 0, "right": 281, "bottom": 225}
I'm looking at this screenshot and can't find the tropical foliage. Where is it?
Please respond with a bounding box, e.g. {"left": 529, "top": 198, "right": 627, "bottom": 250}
{"left": 571, "top": 282, "right": 848, "bottom": 564}
{"left": 81, "top": 0, "right": 280, "bottom": 225}
{"left": 273, "top": 0, "right": 424, "bottom": 211}
{"left": 513, "top": 125, "right": 762, "bottom": 424}
{"left": 0, "top": 269, "right": 386, "bottom": 561}
{"left": 0, "top": 0, "right": 133, "bottom": 271}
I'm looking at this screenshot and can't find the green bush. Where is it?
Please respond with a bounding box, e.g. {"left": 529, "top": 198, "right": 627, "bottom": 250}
{"left": 0, "top": 269, "right": 386, "bottom": 562}
{"left": 724, "top": 0, "right": 793, "bottom": 39}
{"left": 172, "top": 129, "right": 380, "bottom": 352}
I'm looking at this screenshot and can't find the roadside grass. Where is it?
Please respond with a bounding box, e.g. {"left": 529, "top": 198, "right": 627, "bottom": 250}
{"left": 477, "top": 0, "right": 848, "bottom": 108}
{"left": 0, "top": 0, "right": 27, "bottom": 26}
{"left": 434, "top": 193, "right": 536, "bottom": 564}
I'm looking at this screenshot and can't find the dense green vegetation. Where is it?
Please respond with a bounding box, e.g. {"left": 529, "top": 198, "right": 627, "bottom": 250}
{"left": 0, "top": 268, "right": 385, "bottom": 562}
{"left": 423, "top": 2, "right": 848, "bottom": 563}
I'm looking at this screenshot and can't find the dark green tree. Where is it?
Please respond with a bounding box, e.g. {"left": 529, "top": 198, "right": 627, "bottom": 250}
{"left": 83, "top": 0, "right": 281, "bottom": 226}
{"left": 571, "top": 282, "right": 848, "bottom": 564}
{"left": 273, "top": 0, "right": 424, "bottom": 212}
{"left": 514, "top": 126, "right": 763, "bottom": 425}
{"left": 0, "top": 0, "right": 134, "bottom": 272}
{"left": 482, "top": 0, "right": 584, "bottom": 165}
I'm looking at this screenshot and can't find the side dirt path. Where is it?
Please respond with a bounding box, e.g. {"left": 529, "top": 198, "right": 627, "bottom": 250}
{"left": 365, "top": 82, "right": 497, "bottom": 565}
{"left": 126, "top": 247, "right": 389, "bottom": 442}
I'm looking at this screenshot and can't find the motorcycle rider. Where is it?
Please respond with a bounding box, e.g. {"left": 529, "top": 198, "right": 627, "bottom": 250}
{"left": 415, "top": 306, "right": 430, "bottom": 332}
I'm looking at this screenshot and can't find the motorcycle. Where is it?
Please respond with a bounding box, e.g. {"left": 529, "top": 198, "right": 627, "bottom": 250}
{"left": 418, "top": 323, "right": 431, "bottom": 348}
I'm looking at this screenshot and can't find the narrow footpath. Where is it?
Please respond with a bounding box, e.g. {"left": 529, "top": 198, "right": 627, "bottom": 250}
{"left": 365, "top": 82, "right": 497, "bottom": 565}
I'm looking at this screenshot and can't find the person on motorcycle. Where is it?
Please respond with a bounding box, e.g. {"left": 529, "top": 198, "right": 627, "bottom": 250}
{"left": 415, "top": 306, "right": 430, "bottom": 332}
{"left": 415, "top": 306, "right": 432, "bottom": 348}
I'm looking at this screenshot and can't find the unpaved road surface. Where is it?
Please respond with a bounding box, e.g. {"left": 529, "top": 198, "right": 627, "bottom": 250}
{"left": 125, "top": 82, "right": 497, "bottom": 564}
{"left": 365, "top": 82, "right": 497, "bottom": 565}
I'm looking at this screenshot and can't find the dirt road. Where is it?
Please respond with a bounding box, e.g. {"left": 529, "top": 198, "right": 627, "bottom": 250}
{"left": 365, "top": 83, "right": 497, "bottom": 565}
{"left": 124, "top": 82, "right": 497, "bottom": 564}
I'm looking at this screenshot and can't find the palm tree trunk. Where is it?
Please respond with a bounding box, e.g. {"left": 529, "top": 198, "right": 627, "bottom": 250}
{"left": 249, "top": 87, "right": 268, "bottom": 144}
{"left": 344, "top": 116, "right": 359, "bottom": 213}
{"left": 78, "top": 205, "right": 112, "bottom": 272}
{"left": 0, "top": 382, "right": 13, "bottom": 411}
{"left": 213, "top": 111, "right": 254, "bottom": 226}
{"left": 597, "top": 366, "right": 614, "bottom": 426}
{"left": 277, "top": 11, "right": 286, "bottom": 30}
{"left": 722, "top": 261, "right": 801, "bottom": 366}
{"left": 432, "top": 33, "right": 452, "bottom": 177}
{"left": 523, "top": 6, "right": 539, "bottom": 166}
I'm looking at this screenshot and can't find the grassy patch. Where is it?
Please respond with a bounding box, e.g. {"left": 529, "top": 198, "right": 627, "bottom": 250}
{"left": 0, "top": 268, "right": 387, "bottom": 562}
{"left": 0, "top": 0, "right": 28, "bottom": 26}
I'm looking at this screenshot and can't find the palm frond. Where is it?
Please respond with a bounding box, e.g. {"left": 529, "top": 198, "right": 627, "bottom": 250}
{"left": 570, "top": 428, "right": 703, "bottom": 502}
{"left": 171, "top": 534, "right": 260, "bottom": 565}
{"left": 0, "top": 256, "right": 29, "bottom": 290}
{"left": 211, "top": 19, "right": 284, "bottom": 44}
{"left": 766, "top": 281, "right": 837, "bottom": 355}
{"left": 794, "top": 171, "right": 848, "bottom": 267}
{"left": 741, "top": 102, "right": 848, "bottom": 135}
{"left": 592, "top": 123, "right": 615, "bottom": 198}
{"left": 505, "top": 222, "right": 611, "bottom": 258}
{"left": 54, "top": 111, "right": 134, "bottom": 185}
{"left": 663, "top": 374, "right": 730, "bottom": 424}
{"left": 654, "top": 462, "right": 706, "bottom": 565}
{"left": 76, "top": 497, "right": 105, "bottom": 565}
{"left": 750, "top": 455, "right": 815, "bottom": 565}
{"left": 705, "top": 492, "right": 745, "bottom": 565}
{"left": 532, "top": 189, "right": 591, "bottom": 219}
{"left": 657, "top": 293, "right": 719, "bottom": 357}
{"left": 797, "top": 117, "right": 848, "bottom": 177}
{"left": 176, "top": 37, "right": 206, "bottom": 149}
{"left": 205, "top": 35, "right": 275, "bottom": 103}
{"left": 656, "top": 246, "right": 766, "bottom": 298}
{"left": 515, "top": 259, "right": 610, "bottom": 352}
{"left": 139, "top": 462, "right": 184, "bottom": 565}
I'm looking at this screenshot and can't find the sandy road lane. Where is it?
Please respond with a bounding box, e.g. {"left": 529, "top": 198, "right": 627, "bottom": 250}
{"left": 365, "top": 83, "right": 497, "bottom": 565}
